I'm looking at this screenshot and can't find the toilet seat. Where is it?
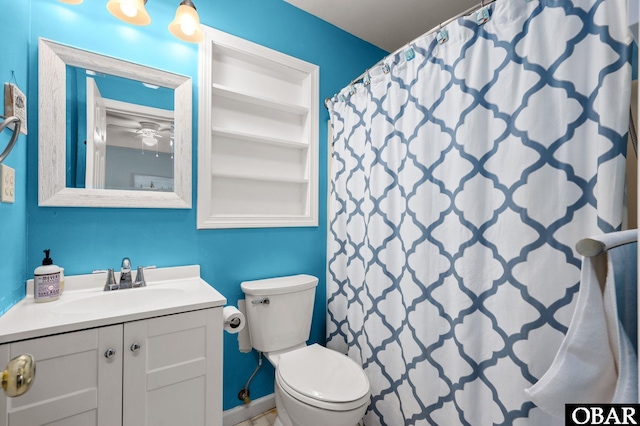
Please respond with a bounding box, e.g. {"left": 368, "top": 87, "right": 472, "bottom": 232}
{"left": 276, "top": 344, "right": 370, "bottom": 411}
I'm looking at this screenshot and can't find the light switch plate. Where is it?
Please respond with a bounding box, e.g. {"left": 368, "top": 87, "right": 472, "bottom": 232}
{"left": 1, "top": 164, "right": 15, "bottom": 203}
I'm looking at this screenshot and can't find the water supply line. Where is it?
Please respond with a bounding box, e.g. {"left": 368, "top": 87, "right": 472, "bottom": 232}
{"left": 238, "top": 351, "right": 262, "bottom": 404}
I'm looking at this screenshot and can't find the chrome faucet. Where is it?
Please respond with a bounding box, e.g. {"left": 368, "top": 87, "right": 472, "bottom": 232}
{"left": 119, "top": 257, "right": 133, "bottom": 289}
{"left": 100, "top": 258, "right": 150, "bottom": 291}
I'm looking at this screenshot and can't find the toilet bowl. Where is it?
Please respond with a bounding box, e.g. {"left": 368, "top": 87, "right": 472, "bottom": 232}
{"left": 271, "top": 344, "right": 370, "bottom": 426}
{"left": 240, "top": 275, "right": 371, "bottom": 426}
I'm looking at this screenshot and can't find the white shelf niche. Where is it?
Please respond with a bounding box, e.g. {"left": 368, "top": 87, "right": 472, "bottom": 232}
{"left": 211, "top": 93, "right": 309, "bottom": 144}
{"left": 198, "top": 26, "right": 319, "bottom": 229}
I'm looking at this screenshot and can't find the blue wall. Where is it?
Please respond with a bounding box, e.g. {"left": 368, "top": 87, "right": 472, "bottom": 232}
{"left": 17, "top": 0, "right": 386, "bottom": 411}
{"left": 0, "top": 2, "right": 29, "bottom": 315}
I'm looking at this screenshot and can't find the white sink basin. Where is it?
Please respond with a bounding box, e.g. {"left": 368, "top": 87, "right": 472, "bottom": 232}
{"left": 0, "top": 265, "right": 227, "bottom": 345}
{"left": 50, "top": 287, "right": 186, "bottom": 315}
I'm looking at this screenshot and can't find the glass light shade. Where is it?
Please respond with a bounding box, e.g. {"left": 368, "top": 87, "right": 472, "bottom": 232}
{"left": 107, "top": 0, "right": 151, "bottom": 26}
{"left": 142, "top": 136, "right": 158, "bottom": 147}
{"left": 59, "top": 0, "right": 83, "bottom": 4}
{"left": 168, "top": 4, "right": 204, "bottom": 43}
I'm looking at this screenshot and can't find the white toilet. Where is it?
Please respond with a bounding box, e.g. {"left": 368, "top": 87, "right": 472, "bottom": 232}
{"left": 241, "top": 274, "right": 370, "bottom": 426}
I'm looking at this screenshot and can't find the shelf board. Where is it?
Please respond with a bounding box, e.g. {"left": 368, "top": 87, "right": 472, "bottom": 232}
{"left": 198, "top": 215, "right": 317, "bottom": 229}
{"left": 211, "top": 127, "right": 308, "bottom": 150}
{"left": 212, "top": 44, "right": 310, "bottom": 83}
{"left": 211, "top": 171, "right": 309, "bottom": 184}
{"left": 211, "top": 83, "right": 309, "bottom": 116}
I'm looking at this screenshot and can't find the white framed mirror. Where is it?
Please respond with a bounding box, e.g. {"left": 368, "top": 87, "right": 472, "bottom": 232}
{"left": 38, "top": 38, "right": 192, "bottom": 208}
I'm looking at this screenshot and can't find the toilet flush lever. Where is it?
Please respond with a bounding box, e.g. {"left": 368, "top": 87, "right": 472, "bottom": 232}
{"left": 251, "top": 297, "right": 270, "bottom": 305}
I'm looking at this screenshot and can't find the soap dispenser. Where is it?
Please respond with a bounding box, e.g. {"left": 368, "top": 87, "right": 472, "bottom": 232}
{"left": 33, "top": 249, "right": 61, "bottom": 303}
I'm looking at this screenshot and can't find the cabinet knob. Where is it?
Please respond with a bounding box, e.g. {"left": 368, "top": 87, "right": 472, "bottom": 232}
{"left": 130, "top": 343, "right": 141, "bottom": 353}
{"left": 104, "top": 348, "right": 117, "bottom": 359}
{"left": 2, "top": 354, "right": 36, "bottom": 397}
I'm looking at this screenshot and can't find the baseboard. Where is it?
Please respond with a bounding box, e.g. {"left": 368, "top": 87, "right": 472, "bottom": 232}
{"left": 223, "top": 393, "right": 276, "bottom": 426}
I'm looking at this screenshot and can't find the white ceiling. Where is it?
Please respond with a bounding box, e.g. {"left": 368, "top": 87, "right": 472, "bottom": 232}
{"left": 284, "top": 0, "right": 480, "bottom": 53}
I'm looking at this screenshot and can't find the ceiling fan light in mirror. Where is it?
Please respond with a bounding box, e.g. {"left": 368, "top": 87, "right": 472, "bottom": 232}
{"left": 168, "top": 0, "right": 204, "bottom": 43}
{"left": 137, "top": 122, "right": 161, "bottom": 146}
{"left": 142, "top": 136, "right": 158, "bottom": 146}
{"left": 107, "top": 0, "right": 151, "bottom": 26}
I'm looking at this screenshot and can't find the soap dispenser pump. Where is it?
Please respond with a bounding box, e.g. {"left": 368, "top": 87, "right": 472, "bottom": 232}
{"left": 33, "top": 249, "right": 61, "bottom": 303}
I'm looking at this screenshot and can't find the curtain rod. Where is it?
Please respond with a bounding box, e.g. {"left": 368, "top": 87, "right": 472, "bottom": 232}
{"left": 325, "top": 0, "right": 499, "bottom": 108}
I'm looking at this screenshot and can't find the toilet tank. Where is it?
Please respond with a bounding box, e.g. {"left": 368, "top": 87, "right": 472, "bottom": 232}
{"left": 241, "top": 274, "right": 318, "bottom": 353}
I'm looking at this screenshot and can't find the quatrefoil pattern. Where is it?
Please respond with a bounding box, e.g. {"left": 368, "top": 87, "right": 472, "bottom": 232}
{"left": 327, "top": 0, "right": 631, "bottom": 424}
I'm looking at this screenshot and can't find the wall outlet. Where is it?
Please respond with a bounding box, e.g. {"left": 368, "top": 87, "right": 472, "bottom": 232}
{"left": 1, "top": 164, "right": 15, "bottom": 203}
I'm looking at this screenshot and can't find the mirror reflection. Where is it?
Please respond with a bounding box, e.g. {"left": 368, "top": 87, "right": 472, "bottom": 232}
{"left": 65, "top": 67, "right": 175, "bottom": 192}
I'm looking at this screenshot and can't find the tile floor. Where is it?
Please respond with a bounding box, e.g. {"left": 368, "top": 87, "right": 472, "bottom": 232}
{"left": 233, "top": 408, "right": 278, "bottom": 426}
{"left": 233, "top": 409, "right": 364, "bottom": 426}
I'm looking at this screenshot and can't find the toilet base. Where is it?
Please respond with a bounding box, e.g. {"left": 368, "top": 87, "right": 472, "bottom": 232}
{"left": 274, "top": 377, "right": 367, "bottom": 426}
{"left": 274, "top": 384, "right": 293, "bottom": 426}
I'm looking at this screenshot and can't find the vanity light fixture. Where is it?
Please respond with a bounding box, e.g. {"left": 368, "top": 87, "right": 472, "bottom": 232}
{"left": 168, "top": 0, "right": 204, "bottom": 43}
{"left": 59, "top": 0, "right": 84, "bottom": 4}
{"left": 86, "top": 0, "right": 204, "bottom": 43}
{"left": 107, "top": 0, "right": 151, "bottom": 26}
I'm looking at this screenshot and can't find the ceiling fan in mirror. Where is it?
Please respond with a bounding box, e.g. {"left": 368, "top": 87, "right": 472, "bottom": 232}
{"left": 106, "top": 113, "right": 174, "bottom": 157}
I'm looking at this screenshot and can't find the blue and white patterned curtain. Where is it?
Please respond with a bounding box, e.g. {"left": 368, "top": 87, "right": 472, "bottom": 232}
{"left": 327, "top": 0, "right": 632, "bottom": 424}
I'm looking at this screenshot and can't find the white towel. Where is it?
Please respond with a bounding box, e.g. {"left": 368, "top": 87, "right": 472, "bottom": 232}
{"left": 525, "top": 251, "right": 638, "bottom": 418}
{"left": 607, "top": 274, "right": 638, "bottom": 404}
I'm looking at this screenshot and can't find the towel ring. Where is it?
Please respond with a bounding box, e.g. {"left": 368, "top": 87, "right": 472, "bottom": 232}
{"left": 0, "top": 116, "right": 22, "bottom": 164}
{"left": 576, "top": 229, "right": 638, "bottom": 257}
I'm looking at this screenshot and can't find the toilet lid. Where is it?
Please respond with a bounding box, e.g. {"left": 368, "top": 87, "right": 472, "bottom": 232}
{"left": 277, "top": 344, "right": 370, "bottom": 403}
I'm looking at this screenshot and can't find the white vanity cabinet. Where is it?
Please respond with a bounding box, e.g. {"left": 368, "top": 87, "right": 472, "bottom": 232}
{"left": 123, "top": 308, "right": 221, "bottom": 426}
{"left": 0, "top": 308, "right": 222, "bottom": 426}
{"left": 0, "top": 326, "right": 123, "bottom": 425}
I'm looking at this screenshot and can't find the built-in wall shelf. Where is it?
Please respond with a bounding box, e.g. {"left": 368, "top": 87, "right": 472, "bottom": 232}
{"left": 211, "top": 171, "right": 309, "bottom": 185}
{"left": 211, "top": 84, "right": 310, "bottom": 116}
{"left": 198, "top": 26, "right": 319, "bottom": 229}
{"left": 210, "top": 127, "right": 308, "bottom": 150}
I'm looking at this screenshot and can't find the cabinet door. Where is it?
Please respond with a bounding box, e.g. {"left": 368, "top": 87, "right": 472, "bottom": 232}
{"left": 0, "top": 326, "right": 123, "bottom": 426}
{"left": 123, "top": 308, "right": 222, "bottom": 426}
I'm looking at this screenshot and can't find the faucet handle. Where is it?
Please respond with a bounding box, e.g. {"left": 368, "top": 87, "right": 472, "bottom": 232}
{"left": 103, "top": 268, "right": 119, "bottom": 291}
{"left": 133, "top": 266, "right": 146, "bottom": 288}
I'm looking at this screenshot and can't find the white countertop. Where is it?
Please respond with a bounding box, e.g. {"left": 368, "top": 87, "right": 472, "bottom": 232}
{"left": 0, "top": 265, "right": 227, "bottom": 344}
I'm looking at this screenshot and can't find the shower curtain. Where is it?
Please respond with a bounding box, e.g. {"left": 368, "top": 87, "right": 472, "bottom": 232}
{"left": 326, "top": 0, "right": 632, "bottom": 424}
